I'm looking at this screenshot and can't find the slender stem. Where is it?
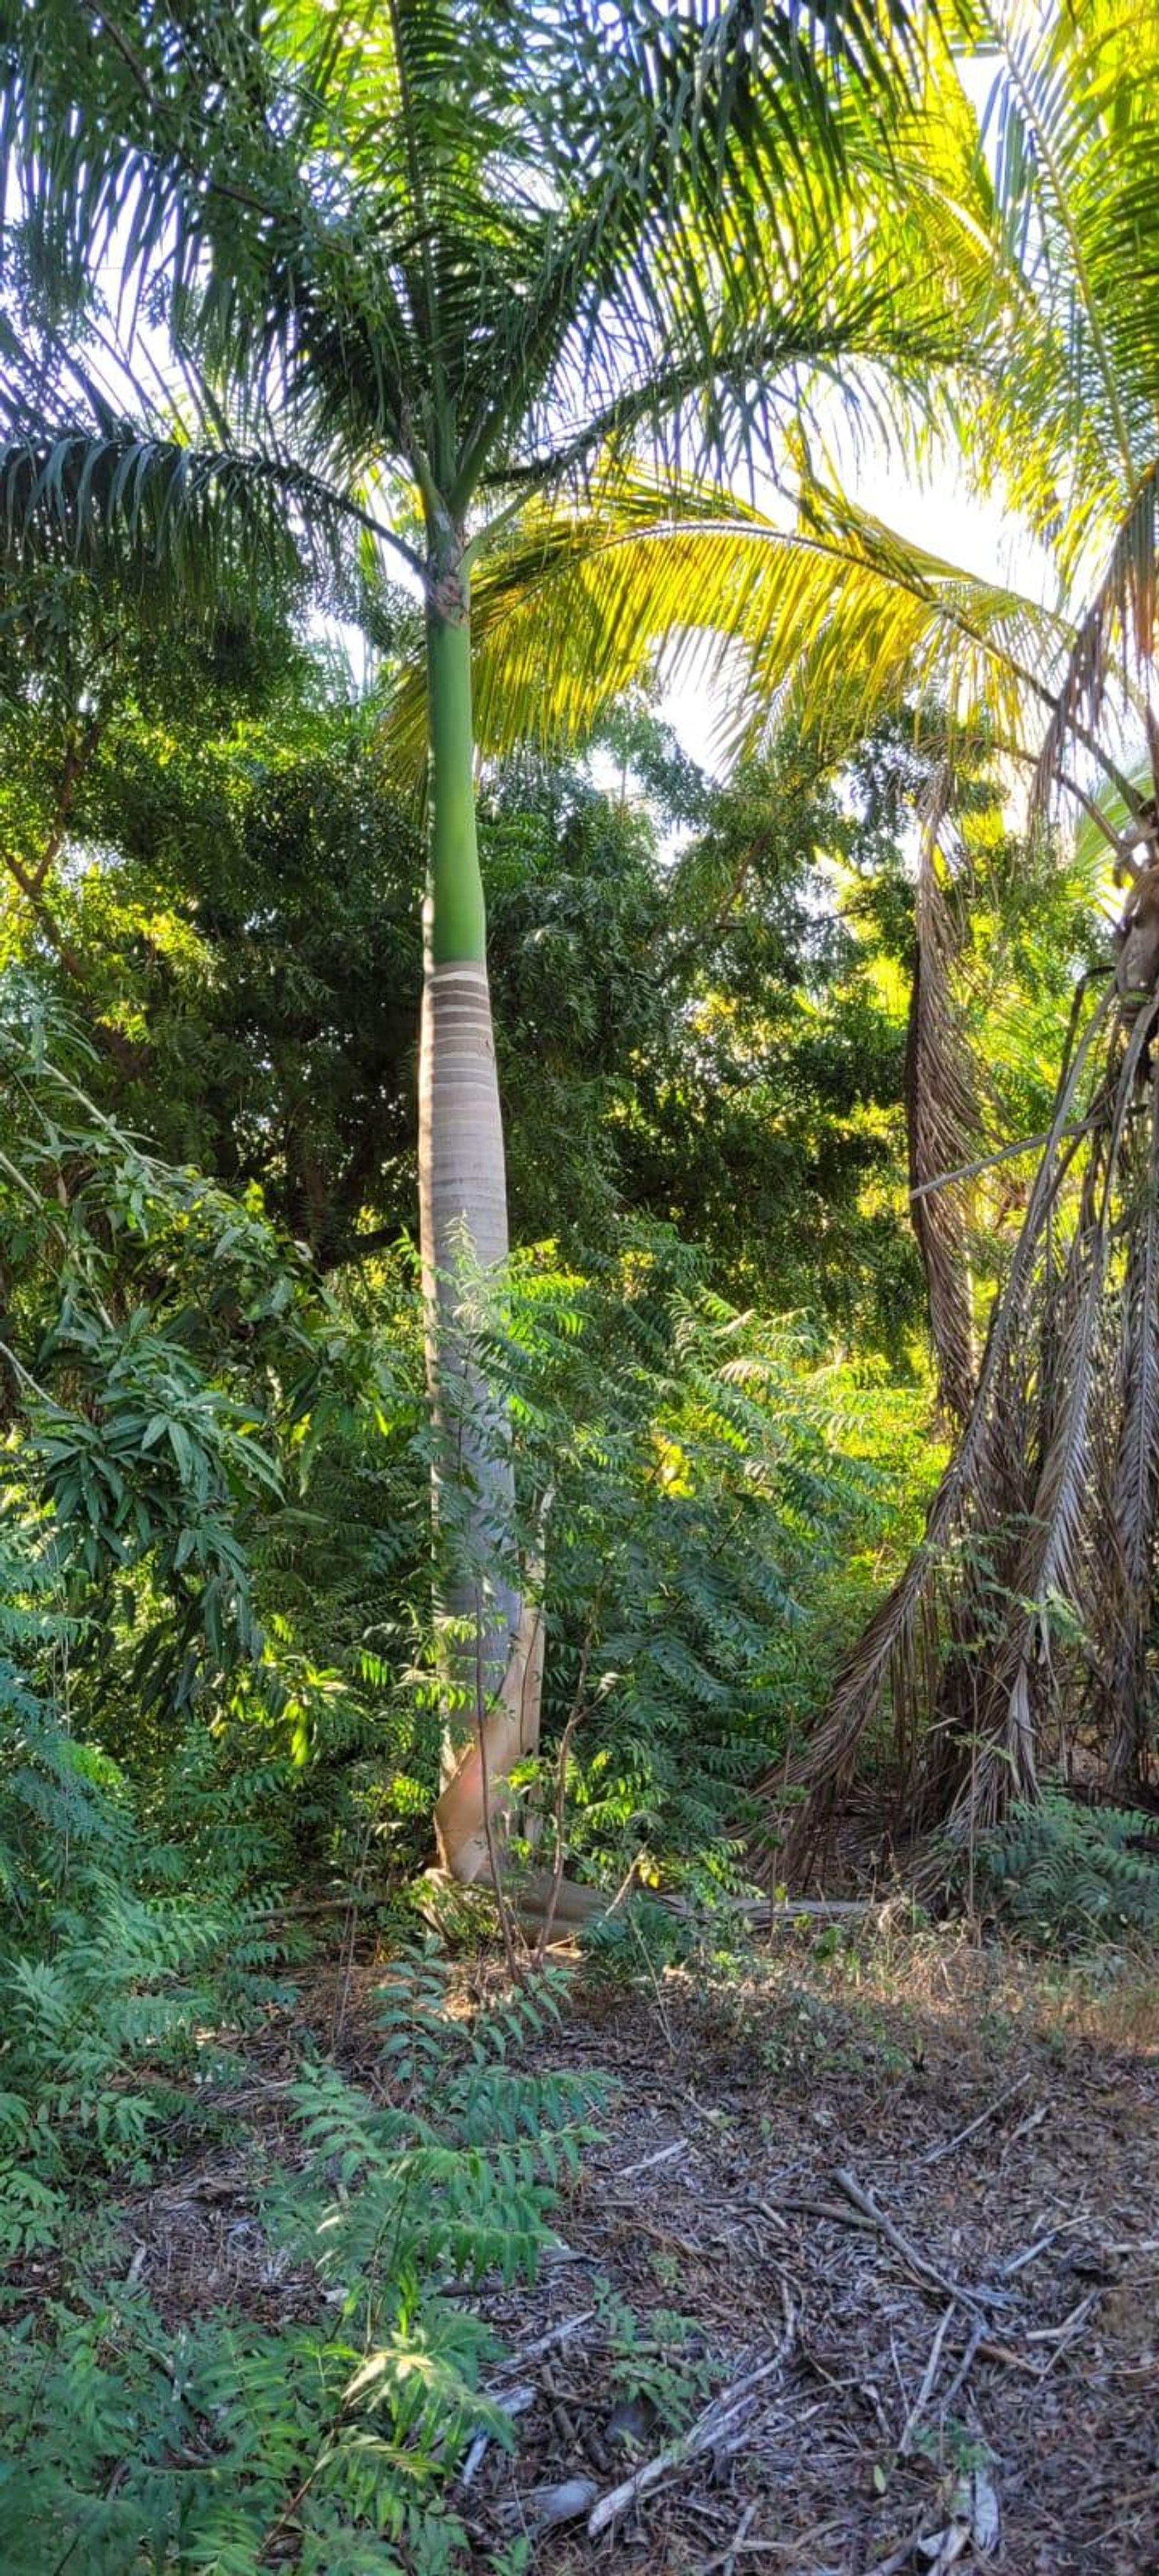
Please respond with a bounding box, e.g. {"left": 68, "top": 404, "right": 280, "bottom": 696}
{"left": 534, "top": 1639, "right": 594, "bottom": 1966}
{"left": 426, "top": 562, "right": 485, "bottom": 966}
{"left": 909, "top": 1111, "right": 1102, "bottom": 1203}
{"left": 33, "top": 706, "right": 105, "bottom": 895}
{"left": 1, "top": 851, "right": 89, "bottom": 987}
{"left": 475, "top": 1582, "right": 522, "bottom": 1984}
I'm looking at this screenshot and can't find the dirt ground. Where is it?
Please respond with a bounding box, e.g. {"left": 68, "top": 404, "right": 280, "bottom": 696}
{"left": 442, "top": 1929, "right": 1159, "bottom": 2576}
{"left": 115, "top": 1922, "right": 1159, "bottom": 2575}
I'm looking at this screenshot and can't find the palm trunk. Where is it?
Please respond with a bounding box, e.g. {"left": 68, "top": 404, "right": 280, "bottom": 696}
{"left": 905, "top": 801, "right": 978, "bottom": 1430}
{"left": 418, "top": 546, "right": 539, "bottom": 1881}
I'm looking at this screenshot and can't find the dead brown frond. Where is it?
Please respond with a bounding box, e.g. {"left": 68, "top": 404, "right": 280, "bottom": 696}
{"left": 760, "top": 972, "right": 1159, "bottom": 1882}
{"left": 1100, "top": 1076, "right": 1159, "bottom": 1790}
{"left": 1035, "top": 460, "right": 1159, "bottom": 811}
{"left": 905, "top": 765, "right": 982, "bottom": 1428}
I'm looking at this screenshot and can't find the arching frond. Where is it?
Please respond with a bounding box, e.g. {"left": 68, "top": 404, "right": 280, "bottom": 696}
{"left": 963, "top": 0, "right": 1159, "bottom": 581}
{"left": 0, "top": 0, "right": 933, "bottom": 521}
{"left": 0, "top": 424, "right": 374, "bottom": 610}
{"left": 382, "top": 462, "right": 1073, "bottom": 779}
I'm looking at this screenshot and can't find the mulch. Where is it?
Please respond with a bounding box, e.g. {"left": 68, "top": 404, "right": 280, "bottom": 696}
{"left": 65, "top": 1923, "right": 1159, "bottom": 2574}
{"left": 448, "top": 1929, "right": 1159, "bottom": 2576}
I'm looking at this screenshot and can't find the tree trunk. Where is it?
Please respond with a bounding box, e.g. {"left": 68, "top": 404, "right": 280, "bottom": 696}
{"left": 418, "top": 543, "right": 537, "bottom": 1880}
{"left": 905, "top": 797, "right": 978, "bottom": 1430}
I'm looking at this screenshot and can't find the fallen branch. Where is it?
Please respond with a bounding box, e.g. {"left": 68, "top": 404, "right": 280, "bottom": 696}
{"left": 898, "top": 2301, "right": 957, "bottom": 2457}
{"left": 701, "top": 2498, "right": 759, "bottom": 2576}
{"left": 494, "top": 2310, "right": 595, "bottom": 2377}
{"left": 777, "top": 2192, "right": 876, "bottom": 2229}
{"left": 934, "top": 2317, "right": 986, "bottom": 2418}
{"left": 831, "top": 2170, "right": 1011, "bottom": 2314}
{"left": 998, "top": 2226, "right": 1071, "bottom": 2278}
{"left": 618, "top": 2138, "right": 689, "bottom": 2181}
{"left": 919, "top": 2073, "right": 1032, "bottom": 2166}
{"left": 458, "top": 2384, "right": 534, "bottom": 2489}
{"left": 422, "top": 1866, "right": 867, "bottom": 1947}
{"left": 717, "top": 1894, "right": 873, "bottom": 1925}
{"left": 497, "top": 2475, "right": 598, "bottom": 2533}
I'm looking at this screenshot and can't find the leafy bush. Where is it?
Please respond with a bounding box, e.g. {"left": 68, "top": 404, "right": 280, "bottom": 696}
{"left": 0, "top": 1949, "right": 596, "bottom": 2574}
{"left": 439, "top": 1235, "right": 931, "bottom": 1889}
{"left": 977, "top": 1792, "right": 1159, "bottom": 1946}
{"left": 0, "top": 1875, "right": 294, "bottom": 2254}
{"left": 0, "top": 979, "right": 933, "bottom": 1915}
{"left": 0, "top": 976, "right": 933, "bottom": 2564}
{"left": 0, "top": 979, "right": 432, "bottom": 1887}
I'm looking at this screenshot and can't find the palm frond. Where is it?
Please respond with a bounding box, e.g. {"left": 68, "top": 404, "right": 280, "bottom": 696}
{"left": 380, "top": 460, "right": 1073, "bottom": 781}
{"left": 1035, "top": 463, "right": 1159, "bottom": 807}
{"left": 0, "top": 1, "right": 934, "bottom": 517}
{"left": 0, "top": 423, "right": 380, "bottom": 607}
{"left": 964, "top": 0, "right": 1159, "bottom": 577}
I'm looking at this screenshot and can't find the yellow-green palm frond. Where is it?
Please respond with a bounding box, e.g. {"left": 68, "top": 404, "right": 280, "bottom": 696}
{"left": 956, "top": 0, "right": 1159, "bottom": 588}
{"left": 381, "top": 461, "right": 1072, "bottom": 781}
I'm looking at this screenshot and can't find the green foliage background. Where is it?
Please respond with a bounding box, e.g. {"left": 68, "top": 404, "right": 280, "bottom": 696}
{"left": 0, "top": 440, "right": 1126, "bottom": 2576}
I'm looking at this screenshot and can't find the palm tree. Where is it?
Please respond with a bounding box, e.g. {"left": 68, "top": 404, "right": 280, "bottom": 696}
{"left": 428, "top": 1, "right": 1159, "bottom": 1850}
{"left": 0, "top": 0, "right": 937, "bottom": 1877}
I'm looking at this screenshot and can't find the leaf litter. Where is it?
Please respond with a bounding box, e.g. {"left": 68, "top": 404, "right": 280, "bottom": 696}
{"left": 24, "top": 1922, "right": 1155, "bottom": 2575}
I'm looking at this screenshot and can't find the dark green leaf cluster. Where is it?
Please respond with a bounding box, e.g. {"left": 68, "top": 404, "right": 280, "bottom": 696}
{"left": 0, "top": 603, "right": 933, "bottom": 1347}
{"left": 0, "top": 1942, "right": 598, "bottom": 2572}
{"left": 977, "top": 1792, "right": 1159, "bottom": 1948}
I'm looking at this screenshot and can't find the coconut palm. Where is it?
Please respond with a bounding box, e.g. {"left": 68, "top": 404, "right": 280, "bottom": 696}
{"left": 0, "top": 0, "right": 945, "bottom": 1877}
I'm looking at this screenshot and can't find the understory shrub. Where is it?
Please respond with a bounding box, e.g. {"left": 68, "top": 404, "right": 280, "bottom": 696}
{"left": 0, "top": 979, "right": 931, "bottom": 2564}
{"left": 0, "top": 982, "right": 932, "bottom": 1914}
{"left": 441, "top": 1236, "right": 932, "bottom": 1893}
{"left": 0, "top": 1946, "right": 595, "bottom": 2574}
{"left": 977, "top": 1792, "right": 1159, "bottom": 1946}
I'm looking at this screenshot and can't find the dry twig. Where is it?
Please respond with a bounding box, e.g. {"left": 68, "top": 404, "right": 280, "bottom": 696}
{"left": 587, "top": 2284, "right": 796, "bottom": 2541}
{"left": 831, "top": 2169, "right": 1008, "bottom": 2313}
{"left": 919, "top": 2073, "right": 1032, "bottom": 2165}
{"left": 898, "top": 2301, "right": 957, "bottom": 2457}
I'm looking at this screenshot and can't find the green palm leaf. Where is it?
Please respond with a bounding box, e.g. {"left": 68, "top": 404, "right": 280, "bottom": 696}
{"left": 0, "top": 425, "right": 368, "bottom": 603}
{"left": 953, "top": 2, "right": 1159, "bottom": 793}
{"left": 397, "top": 459, "right": 1071, "bottom": 776}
